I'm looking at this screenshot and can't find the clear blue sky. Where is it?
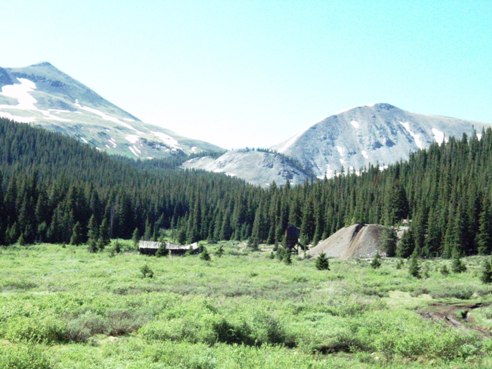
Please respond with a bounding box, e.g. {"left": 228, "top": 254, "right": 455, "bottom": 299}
{"left": 1, "top": 0, "right": 491, "bottom": 149}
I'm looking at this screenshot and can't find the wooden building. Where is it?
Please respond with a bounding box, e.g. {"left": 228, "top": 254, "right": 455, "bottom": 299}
{"left": 138, "top": 241, "right": 200, "bottom": 256}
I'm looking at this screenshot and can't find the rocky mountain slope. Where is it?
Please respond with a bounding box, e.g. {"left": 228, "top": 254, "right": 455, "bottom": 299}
{"left": 273, "top": 103, "right": 487, "bottom": 178}
{"left": 185, "top": 103, "right": 489, "bottom": 185}
{"left": 0, "top": 62, "right": 222, "bottom": 159}
{"left": 182, "top": 149, "right": 313, "bottom": 187}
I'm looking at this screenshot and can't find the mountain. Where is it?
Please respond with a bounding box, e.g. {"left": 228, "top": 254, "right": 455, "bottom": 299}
{"left": 0, "top": 62, "right": 222, "bottom": 158}
{"left": 182, "top": 149, "right": 314, "bottom": 187}
{"left": 184, "top": 103, "right": 489, "bottom": 185}
{"left": 273, "top": 103, "right": 488, "bottom": 178}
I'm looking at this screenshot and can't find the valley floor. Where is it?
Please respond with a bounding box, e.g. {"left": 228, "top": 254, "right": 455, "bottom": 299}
{"left": 1, "top": 242, "right": 492, "bottom": 368}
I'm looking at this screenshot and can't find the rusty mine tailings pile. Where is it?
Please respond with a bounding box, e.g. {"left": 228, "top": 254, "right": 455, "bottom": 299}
{"left": 307, "top": 223, "right": 385, "bottom": 259}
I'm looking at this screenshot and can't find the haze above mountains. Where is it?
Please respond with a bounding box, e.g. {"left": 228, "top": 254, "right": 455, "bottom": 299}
{"left": 0, "top": 63, "right": 489, "bottom": 186}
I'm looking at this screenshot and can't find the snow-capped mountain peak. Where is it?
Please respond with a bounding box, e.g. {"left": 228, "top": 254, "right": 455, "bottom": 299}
{"left": 0, "top": 62, "right": 222, "bottom": 158}
{"left": 272, "top": 103, "right": 487, "bottom": 178}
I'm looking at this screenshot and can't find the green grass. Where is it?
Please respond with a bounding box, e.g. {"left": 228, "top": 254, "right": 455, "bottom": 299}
{"left": 1, "top": 242, "right": 492, "bottom": 368}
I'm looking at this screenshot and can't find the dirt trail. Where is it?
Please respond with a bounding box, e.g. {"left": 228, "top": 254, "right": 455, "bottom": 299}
{"left": 418, "top": 302, "right": 491, "bottom": 337}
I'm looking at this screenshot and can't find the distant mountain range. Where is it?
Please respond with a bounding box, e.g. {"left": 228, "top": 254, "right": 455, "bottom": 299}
{"left": 1, "top": 63, "right": 490, "bottom": 186}
{"left": 185, "top": 103, "right": 489, "bottom": 185}
{"left": 0, "top": 62, "right": 223, "bottom": 159}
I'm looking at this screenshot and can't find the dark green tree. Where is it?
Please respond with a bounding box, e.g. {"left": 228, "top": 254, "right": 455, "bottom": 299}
{"left": 480, "top": 259, "right": 492, "bottom": 284}
{"left": 316, "top": 253, "right": 330, "bottom": 270}
{"left": 70, "top": 221, "right": 83, "bottom": 245}
{"left": 396, "top": 229, "right": 414, "bottom": 258}
{"left": 200, "top": 246, "right": 211, "bottom": 261}
{"left": 408, "top": 253, "right": 421, "bottom": 278}
{"left": 371, "top": 252, "right": 382, "bottom": 269}
{"left": 380, "top": 227, "right": 397, "bottom": 257}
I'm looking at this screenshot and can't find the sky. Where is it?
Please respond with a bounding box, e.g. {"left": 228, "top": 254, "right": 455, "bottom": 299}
{"left": 1, "top": 0, "right": 491, "bottom": 149}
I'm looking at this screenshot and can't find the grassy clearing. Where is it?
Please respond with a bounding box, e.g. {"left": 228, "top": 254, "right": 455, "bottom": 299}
{"left": 1, "top": 242, "right": 492, "bottom": 368}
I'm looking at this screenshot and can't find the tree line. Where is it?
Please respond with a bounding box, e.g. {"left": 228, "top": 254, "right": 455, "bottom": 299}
{"left": 0, "top": 117, "right": 491, "bottom": 258}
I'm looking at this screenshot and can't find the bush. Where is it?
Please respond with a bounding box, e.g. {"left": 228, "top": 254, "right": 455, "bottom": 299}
{"left": 66, "top": 311, "right": 108, "bottom": 341}
{"left": 216, "top": 245, "right": 224, "bottom": 257}
{"left": 0, "top": 345, "right": 51, "bottom": 369}
{"left": 140, "top": 264, "right": 154, "bottom": 278}
{"left": 351, "top": 310, "right": 479, "bottom": 360}
{"left": 440, "top": 264, "right": 450, "bottom": 276}
{"left": 283, "top": 252, "right": 292, "bottom": 265}
{"left": 212, "top": 318, "right": 255, "bottom": 346}
{"left": 6, "top": 316, "right": 66, "bottom": 344}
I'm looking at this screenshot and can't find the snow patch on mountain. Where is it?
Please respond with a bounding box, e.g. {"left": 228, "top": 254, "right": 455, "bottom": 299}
{"left": 0, "top": 111, "right": 34, "bottom": 123}
{"left": 400, "top": 121, "right": 425, "bottom": 149}
{"left": 0, "top": 78, "right": 37, "bottom": 109}
{"left": 125, "top": 134, "right": 140, "bottom": 144}
{"left": 129, "top": 146, "right": 140, "bottom": 157}
{"left": 432, "top": 128, "right": 445, "bottom": 144}
{"left": 151, "top": 131, "right": 181, "bottom": 150}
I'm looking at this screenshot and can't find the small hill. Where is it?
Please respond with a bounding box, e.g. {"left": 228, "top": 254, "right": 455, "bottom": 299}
{"left": 307, "top": 224, "right": 385, "bottom": 259}
{"left": 182, "top": 149, "right": 314, "bottom": 187}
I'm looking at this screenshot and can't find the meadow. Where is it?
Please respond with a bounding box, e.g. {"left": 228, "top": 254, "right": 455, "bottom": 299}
{"left": 1, "top": 242, "right": 492, "bottom": 369}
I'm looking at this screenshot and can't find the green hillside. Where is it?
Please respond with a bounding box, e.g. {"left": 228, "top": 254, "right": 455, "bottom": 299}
{"left": 1, "top": 117, "right": 492, "bottom": 258}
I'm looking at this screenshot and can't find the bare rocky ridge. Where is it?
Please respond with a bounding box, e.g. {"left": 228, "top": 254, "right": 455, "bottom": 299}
{"left": 274, "top": 103, "right": 488, "bottom": 178}
{"left": 182, "top": 149, "right": 313, "bottom": 187}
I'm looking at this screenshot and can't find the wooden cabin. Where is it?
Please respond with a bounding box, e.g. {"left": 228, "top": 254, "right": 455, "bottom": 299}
{"left": 138, "top": 240, "right": 200, "bottom": 256}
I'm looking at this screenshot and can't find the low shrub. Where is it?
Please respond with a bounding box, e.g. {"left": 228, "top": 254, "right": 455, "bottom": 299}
{"left": 6, "top": 315, "right": 66, "bottom": 344}
{"left": 0, "top": 345, "right": 51, "bottom": 369}
{"left": 66, "top": 311, "right": 108, "bottom": 341}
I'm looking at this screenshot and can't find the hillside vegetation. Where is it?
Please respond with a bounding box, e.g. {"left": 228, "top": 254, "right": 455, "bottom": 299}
{"left": 1, "top": 118, "right": 492, "bottom": 259}
{"left": 1, "top": 243, "right": 492, "bottom": 368}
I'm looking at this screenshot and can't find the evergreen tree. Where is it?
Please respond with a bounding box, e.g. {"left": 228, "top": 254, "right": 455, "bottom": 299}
{"left": 451, "top": 251, "right": 467, "bottom": 273}
{"left": 283, "top": 251, "right": 292, "bottom": 265}
{"left": 70, "top": 221, "right": 83, "bottom": 245}
{"left": 408, "top": 253, "right": 421, "bottom": 278}
{"left": 200, "top": 246, "right": 211, "bottom": 261}
{"left": 371, "top": 252, "right": 382, "bottom": 269}
{"left": 87, "top": 215, "right": 99, "bottom": 252}
{"left": 388, "top": 183, "right": 409, "bottom": 224}
{"left": 477, "top": 198, "right": 492, "bottom": 255}
{"left": 216, "top": 245, "right": 224, "bottom": 257}
{"left": 396, "top": 229, "right": 414, "bottom": 258}
{"left": 99, "top": 218, "right": 110, "bottom": 246}
{"left": 156, "top": 243, "right": 169, "bottom": 257}
{"left": 316, "top": 253, "right": 330, "bottom": 270}
{"left": 299, "top": 198, "right": 315, "bottom": 245}
{"left": 132, "top": 227, "right": 140, "bottom": 249}
{"left": 380, "top": 227, "right": 397, "bottom": 257}
{"left": 480, "top": 259, "right": 492, "bottom": 284}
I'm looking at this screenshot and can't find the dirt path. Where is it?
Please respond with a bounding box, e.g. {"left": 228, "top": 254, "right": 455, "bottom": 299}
{"left": 418, "top": 302, "right": 491, "bottom": 337}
